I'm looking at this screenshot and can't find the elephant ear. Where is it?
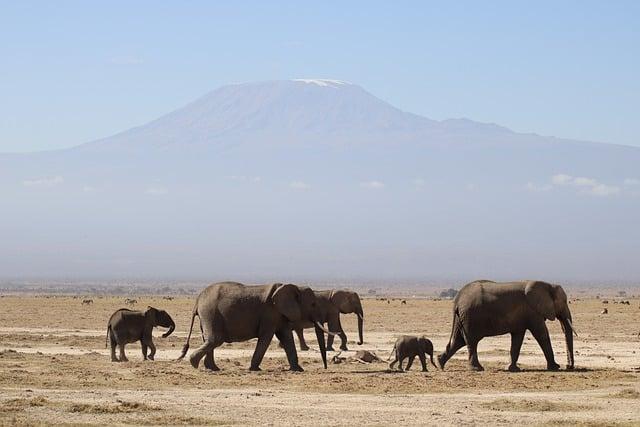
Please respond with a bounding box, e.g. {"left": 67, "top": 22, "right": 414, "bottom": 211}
{"left": 271, "top": 284, "right": 302, "bottom": 322}
{"left": 524, "top": 281, "right": 556, "bottom": 321}
{"left": 144, "top": 306, "right": 157, "bottom": 326}
{"left": 329, "top": 290, "right": 351, "bottom": 313}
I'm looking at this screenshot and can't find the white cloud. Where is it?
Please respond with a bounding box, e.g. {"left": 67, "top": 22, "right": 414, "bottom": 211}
{"left": 82, "top": 185, "right": 96, "bottom": 193}
{"left": 548, "top": 173, "right": 620, "bottom": 197}
{"left": 23, "top": 176, "right": 64, "bottom": 187}
{"left": 145, "top": 186, "right": 167, "bottom": 196}
{"left": 551, "top": 174, "right": 573, "bottom": 185}
{"left": 465, "top": 183, "right": 477, "bottom": 192}
{"left": 623, "top": 178, "right": 640, "bottom": 186}
{"left": 360, "top": 180, "right": 385, "bottom": 189}
{"left": 525, "top": 182, "right": 552, "bottom": 192}
{"left": 588, "top": 184, "right": 620, "bottom": 197}
{"left": 289, "top": 181, "right": 310, "bottom": 190}
{"left": 413, "top": 178, "right": 426, "bottom": 189}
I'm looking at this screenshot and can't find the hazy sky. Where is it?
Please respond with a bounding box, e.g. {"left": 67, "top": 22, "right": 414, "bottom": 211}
{"left": 1, "top": 1, "right": 638, "bottom": 153}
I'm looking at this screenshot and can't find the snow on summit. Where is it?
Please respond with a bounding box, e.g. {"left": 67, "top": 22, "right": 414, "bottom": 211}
{"left": 292, "top": 79, "right": 350, "bottom": 87}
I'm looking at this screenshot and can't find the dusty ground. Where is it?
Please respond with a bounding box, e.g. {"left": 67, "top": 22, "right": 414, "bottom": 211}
{"left": 1, "top": 294, "right": 639, "bottom": 425}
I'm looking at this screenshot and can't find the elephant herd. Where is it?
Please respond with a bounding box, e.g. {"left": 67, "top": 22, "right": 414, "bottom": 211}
{"left": 106, "top": 280, "right": 577, "bottom": 373}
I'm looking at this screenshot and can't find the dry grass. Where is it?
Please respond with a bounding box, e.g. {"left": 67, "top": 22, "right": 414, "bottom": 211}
{"left": 482, "top": 398, "right": 598, "bottom": 412}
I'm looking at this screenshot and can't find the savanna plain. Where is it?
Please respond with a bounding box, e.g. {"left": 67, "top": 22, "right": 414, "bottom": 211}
{"left": 1, "top": 292, "right": 639, "bottom": 426}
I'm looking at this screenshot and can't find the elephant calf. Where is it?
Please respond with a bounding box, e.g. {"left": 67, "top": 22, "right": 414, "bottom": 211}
{"left": 389, "top": 335, "right": 437, "bottom": 372}
{"left": 106, "top": 307, "right": 175, "bottom": 362}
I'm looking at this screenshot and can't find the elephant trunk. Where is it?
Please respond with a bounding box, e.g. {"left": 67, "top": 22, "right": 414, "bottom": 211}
{"left": 162, "top": 319, "right": 175, "bottom": 338}
{"left": 559, "top": 315, "right": 575, "bottom": 370}
{"left": 356, "top": 310, "right": 364, "bottom": 345}
{"left": 314, "top": 324, "right": 328, "bottom": 369}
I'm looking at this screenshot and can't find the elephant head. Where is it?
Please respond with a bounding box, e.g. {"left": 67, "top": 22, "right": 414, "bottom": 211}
{"left": 269, "top": 284, "right": 329, "bottom": 369}
{"left": 145, "top": 306, "right": 175, "bottom": 338}
{"left": 524, "top": 281, "right": 575, "bottom": 369}
{"left": 330, "top": 290, "right": 364, "bottom": 345}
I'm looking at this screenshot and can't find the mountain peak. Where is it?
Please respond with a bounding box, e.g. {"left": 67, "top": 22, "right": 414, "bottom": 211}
{"left": 291, "top": 79, "right": 352, "bottom": 88}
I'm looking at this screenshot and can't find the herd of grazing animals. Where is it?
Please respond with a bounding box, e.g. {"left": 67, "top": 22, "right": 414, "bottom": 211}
{"left": 105, "top": 280, "right": 578, "bottom": 372}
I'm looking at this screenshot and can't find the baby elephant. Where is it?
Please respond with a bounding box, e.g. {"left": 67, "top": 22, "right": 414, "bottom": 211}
{"left": 106, "top": 307, "right": 175, "bottom": 362}
{"left": 389, "top": 335, "right": 438, "bottom": 372}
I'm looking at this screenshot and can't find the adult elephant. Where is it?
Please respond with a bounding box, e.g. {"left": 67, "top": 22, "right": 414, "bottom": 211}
{"left": 292, "top": 289, "right": 364, "bottom": 351}
{"left": 177, "top": 282, "right": 334, "bottom": 372}
{"left": 438, "top": 280, "right": 576, "bottom": 372}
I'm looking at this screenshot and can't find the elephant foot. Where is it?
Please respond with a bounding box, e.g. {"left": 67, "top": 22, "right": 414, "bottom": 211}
{"left": 188, "top": 354, "right": 201, "bottom": 369}
{"left": 120, "top": 358, "right": 129, "bottom": 363}
{"left": 326, "top": 346, "right": 335, "bottom": 352}
{"left": 507, "top": 364, "right": 521, "bottom": 372}
{"left": 547, "top": 362, "right": 560, "bottom": 371}
{"left": 289, "top": 365, "right": 304, "bottom": 372}
{"left": 110, "top": 358, "right": 119, "bottom": 363}
{"left": 299, "top": 346, "right": 310, "bottom": 352}
{"left": 421, "top": 368, "right": 428, "bottom": 372}
{"left": 339, "top": 345, "right": 349, "bottom": 351}
{"left": 249, "top": 366, "right": 262, "bottom": 372}
{"left": 437, "top": 354, "right": 447, "bottom": 370}
{"left": 566, "top": 365, "right": 575, "bottom": 371}
{"left": 148, "top": 355, "right": 155, "bottom": 361}
{"left": 469, "top": 364, "right": 484, "bottom": 372}
{"left": 205, "top": 366, "right": 220, "bottom": 372}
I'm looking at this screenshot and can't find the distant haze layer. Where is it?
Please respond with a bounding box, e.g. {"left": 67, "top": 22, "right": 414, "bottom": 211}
{"left": 1, "top": 80, "right": 639, "bottom": 282}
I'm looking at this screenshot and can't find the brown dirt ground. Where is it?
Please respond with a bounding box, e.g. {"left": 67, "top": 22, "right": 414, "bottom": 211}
{"left": 1, "top": 295, "right": 639, "bottom": 425}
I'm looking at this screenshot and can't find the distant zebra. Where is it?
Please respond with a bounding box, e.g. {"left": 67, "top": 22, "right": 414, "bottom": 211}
{"left": 82, "top": 299, "right": 93, "bottom": 305}
{"left": 125, "top": 298, "right": 137, "bottom": 305}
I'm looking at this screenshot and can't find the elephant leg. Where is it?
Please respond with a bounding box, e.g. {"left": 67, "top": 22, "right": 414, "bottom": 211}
{"left": 141, "top": 341, "right": 148, "bottom": 361}
{"left": 294, "top": 327, "right": 309, "bottom": 351}
{"left": 398, "top": 357, "right": 405, "bottom": 372}
{"left": 276, "top": 329, "right": 303, "bottom": 372}
{"left": 147, "top": 341, "right": 156, "bottom": 361}
{"left": 467, "top": 340, "right": 483, "bottom": 371}
{"left": 250, "top": 332, "right": 275, "bottom": 371}
{"left": 190, "top": 336, "right": 222, "bottom": 370}
{"left": 419, "top": 352, "right": 428, "bottom": 372}
{"left": 388, "top": 355, "right": 398, "bottom": 370}
{"left": 438, "top": 328, "right": 465, "bottom": 369}
{"left": 328, "top": 315, "right": 348, "bottom": 351}
{"left": 110, "top": 335, "right": 118, "bottom": 362}
{"left": 405, "top": 356, "right": 415, "bottom": 371}
{"left": 529, "top": 322, "right": 559, "bottom": 371}
{"left": 118, "top": 343, "right": 128, "bottom": 362}
{"left": 508, "top": 331, "right": 525, "bottom": 372}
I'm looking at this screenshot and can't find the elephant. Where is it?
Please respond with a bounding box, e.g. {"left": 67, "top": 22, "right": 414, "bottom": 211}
{"left": 292, "top": 289, "right": 364, "bottom": 352}
{"left": 177, "top": 282, "right": 336, "bottom": 372}
{"left": 106, "top": 307, "right": 175, "bottom": 362}
{"left": 388, "top": 335, "right": 437, "bottom": 372}
{"left": 438, "top": 280, "right": 576, "bottom": 372}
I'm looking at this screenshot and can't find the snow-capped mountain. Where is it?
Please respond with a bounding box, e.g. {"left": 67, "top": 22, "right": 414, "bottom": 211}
{"left": 1, "top": 80, "right": 639, "bottom": 281}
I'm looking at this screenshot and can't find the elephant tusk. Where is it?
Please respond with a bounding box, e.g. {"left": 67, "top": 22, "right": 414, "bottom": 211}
{"left": 566, "top": 318, "right": 578, "bottom": 337}
{"left": 315, "top": 321, "right": 339, "bottom": 336}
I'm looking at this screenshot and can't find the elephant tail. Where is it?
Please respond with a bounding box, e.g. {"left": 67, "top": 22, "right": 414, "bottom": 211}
{"left": 176, "top": 306, "right": 198, "bottom": 361}
{"left": 447, "top": 307, "right": 467, "bottom": 348}
{"left": 105, "top": 325, "right": 110, "bottom": 349}
{"left": 387, "top": 343, "right": 397, "bottom": 361}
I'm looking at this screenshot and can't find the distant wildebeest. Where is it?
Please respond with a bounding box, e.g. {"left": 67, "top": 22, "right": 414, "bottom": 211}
{"left": 82, "top": 299, "right": 93, "bottom": 305}
{"left": 125, "top": 298, "right": 137, "bottom": 305}
{"left": 162, "top": 296, "right": 174, "bottom": 301}
{"left": 401, "top": 300, "right": 407, "bottom": 305}
{"left": 602, "top": 300, "right": 609, "bottom": 304}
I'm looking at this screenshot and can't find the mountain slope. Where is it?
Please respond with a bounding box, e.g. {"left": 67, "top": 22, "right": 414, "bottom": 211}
{"left": 1, "top": 79, "right": 639, "bottom": 281}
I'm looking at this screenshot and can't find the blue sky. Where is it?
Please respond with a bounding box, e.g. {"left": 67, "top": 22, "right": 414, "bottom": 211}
{"left": 1, "top": 1, "right": 638, "bottom": 152}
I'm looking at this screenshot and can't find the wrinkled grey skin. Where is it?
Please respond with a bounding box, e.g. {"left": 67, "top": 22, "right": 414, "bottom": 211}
{"left": 438, "top": 280, "right": 576, "bottom": 372}
{"left": 106, "top": 307, "right": 175, "bottom": 362}
{"left": 177, "top": 282, "right": 331, "bottom": 372}
{"left": 293, "top": 289, "right": 364, "bottom": 351}
{"left": 389, "top": 335, "right": 437, "bottom": 372}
